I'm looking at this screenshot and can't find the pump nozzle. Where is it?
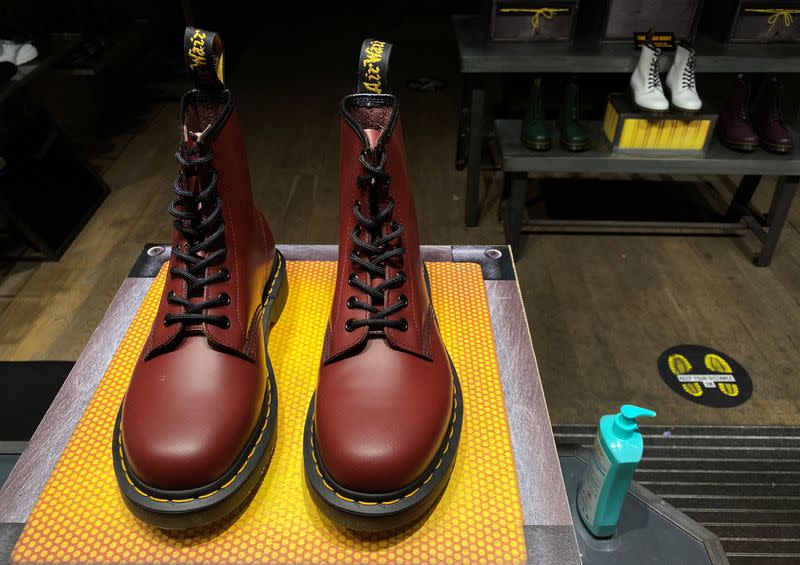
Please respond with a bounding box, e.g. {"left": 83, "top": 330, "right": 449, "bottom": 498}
{"left": 612, "top": 404, "right": 656, "bottom": 438}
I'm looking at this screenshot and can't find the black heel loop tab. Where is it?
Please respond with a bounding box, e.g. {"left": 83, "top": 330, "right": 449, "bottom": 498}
{"left": 357, "top": 38, "right": 392, "bottom": 94}
{"left": 184, "top": 26, "right": 225, "bottom": 91}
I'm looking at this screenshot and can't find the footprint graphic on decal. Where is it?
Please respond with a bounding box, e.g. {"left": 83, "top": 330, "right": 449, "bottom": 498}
{"left": 668, "top": 353, "right": 702, "bottom": 397}
{"left": 705, "top": 354, "right": 739, "bottom": 397}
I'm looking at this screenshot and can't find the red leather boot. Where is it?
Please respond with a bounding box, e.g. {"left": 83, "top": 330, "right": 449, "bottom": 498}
{"left": 303, "top": 40, "right": 463, "bottom": 531}
{"left": 112, "top": 28, "right": 287, "bottom": 529}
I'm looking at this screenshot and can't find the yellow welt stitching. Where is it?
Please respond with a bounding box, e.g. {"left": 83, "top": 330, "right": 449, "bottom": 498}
{"left": 404, "top": 488, "right": 420, "bottom": 498}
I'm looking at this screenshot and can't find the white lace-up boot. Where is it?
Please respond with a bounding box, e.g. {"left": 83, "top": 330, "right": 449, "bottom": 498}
{"left": 0, "top": 39, "right": 37, "bottom": 66}
{"left": 665, "top": 42, "right": 702, "bottom": 112}
{"left": 630, "top": 41, "right": 668, "bottom": 113}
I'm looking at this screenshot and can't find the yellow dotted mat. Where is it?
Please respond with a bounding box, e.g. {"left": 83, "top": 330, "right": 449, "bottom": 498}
{"left": 12, "top": 261, "right": 526, "bottom": 565}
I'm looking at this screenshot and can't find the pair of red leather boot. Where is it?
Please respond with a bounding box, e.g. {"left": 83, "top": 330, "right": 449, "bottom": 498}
{"left": 112, "top": 30, "right": 462, "bottom": 533}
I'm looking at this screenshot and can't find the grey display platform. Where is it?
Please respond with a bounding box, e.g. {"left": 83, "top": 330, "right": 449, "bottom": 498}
{"left": 0, "top": 244, "right": 581, "bottom": 565}
{"left": 559, "top": 446, "right": 728, "bottom": 565}
{"left": 453, "top": 14, "right": 800, "bottom": 236}
{"left": 494, "top": 119, "right": 799, "bottom": 266}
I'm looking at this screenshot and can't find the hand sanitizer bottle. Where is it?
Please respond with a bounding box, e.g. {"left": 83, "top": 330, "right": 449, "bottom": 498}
{"left": 577, "top": 404, "right": 656, "bottom": 538}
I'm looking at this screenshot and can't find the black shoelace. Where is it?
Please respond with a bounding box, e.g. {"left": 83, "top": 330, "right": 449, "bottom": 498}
{"left": 164, "top": 149, "right": 231, "bottom": 328}
{"left": 681, "top": 51, "right": 697, "bottom": 90}
{"left": 345, "top": 146, "right": 409, "bottom": 333}
{"left": 648, "top": 52, "right": 662, "bottom": 91}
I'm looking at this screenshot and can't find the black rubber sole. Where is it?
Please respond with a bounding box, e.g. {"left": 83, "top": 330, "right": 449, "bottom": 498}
{"left": 112, "top": 250, "right": 288, "bottom": 530}
{"left": 670, "top": 103, "right": 702, "bottom": 115}
{"left": 303, "top": 363, "right": 463, "bottom": 532}
{"left": 631, "top": 99, "right": 669, "bottom": 116}
{"left": 721, "top": 135, "right": 759, "bottom": 153}
{"left": 763, "top": 142, "right": 793, "bottom": 154}
{"left": 521, "top": 136, "right": 551, "bottom": 151}
{"left": 561, "top": 139, "right": 590, "bottom": 152}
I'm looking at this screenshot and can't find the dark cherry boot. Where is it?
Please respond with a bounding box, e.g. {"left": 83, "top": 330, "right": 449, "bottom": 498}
{"left": 755, "top": 75, "right": 794, "bottom": 154}
{"left": 719, "top": 74, "right": 759, "bottom": 152}
{"left": 112, "top": 28, "right": 287, "bottom": 530}
{"left": 303, "top": 40, "right": 463, "bottom": 532}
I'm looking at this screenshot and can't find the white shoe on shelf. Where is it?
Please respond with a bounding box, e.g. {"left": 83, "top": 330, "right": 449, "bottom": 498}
{"left": 665, "top": 42, "right": 702, "bottom": 113}
{"left": 630, "top": 41, "right": 669, "bottom": 113}
{"left": 0, "top": 39, "right": 38, "bottom": 66}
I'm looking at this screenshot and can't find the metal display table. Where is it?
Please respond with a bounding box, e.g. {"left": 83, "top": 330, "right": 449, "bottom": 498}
{"left": 0, "top": 244, "right": 581, "bottom": 565}
{"left": 495, "top": 119, "right": 799, "bottom": 265}
{"left": 453, "top": 14, "right": 800, "bottom": 236}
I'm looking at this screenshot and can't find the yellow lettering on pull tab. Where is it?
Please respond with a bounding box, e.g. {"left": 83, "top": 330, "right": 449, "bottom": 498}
{"left": 362, "top": 40, "right": 386, "bottom": 94}
{"left": 188, "top": 30, "right": 207, "bottom": 70}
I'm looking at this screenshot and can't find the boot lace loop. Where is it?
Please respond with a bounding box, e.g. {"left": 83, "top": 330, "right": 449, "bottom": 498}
{"left": 346, "top": 146, "right": 409, "bottom": 333}
{"left": 164, "top": 149, "right": 230, "bottom": 329}
{"left": 648, "top": 55, "right": 662, "bottom": 91}
{"left": 681, "top": 51, "right": 697, "bottom": 90}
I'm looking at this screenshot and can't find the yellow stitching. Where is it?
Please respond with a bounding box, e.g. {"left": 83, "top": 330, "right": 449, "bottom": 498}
{"left": 117, "top": 258, "right": 283, "bottom": 504}
{"left": 310, "top": 386, "right": 458, "bottom": 506}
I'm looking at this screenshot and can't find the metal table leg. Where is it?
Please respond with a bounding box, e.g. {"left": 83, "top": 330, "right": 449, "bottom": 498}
{"left": 724, "top": 175, "right": 761, "bottom": 221}
{"left": 465, "top": 79, "right": 486, "bottom": 227}
{"left": 502, "top": 172, "right": 527, "bottom": 257}
{"left": 754, "top": 175, "right": 798, "bottom": 267}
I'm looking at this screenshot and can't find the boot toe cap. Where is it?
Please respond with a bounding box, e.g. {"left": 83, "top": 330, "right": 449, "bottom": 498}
{"left": 120, "top": 337, "right": 266, "bottom": 491}
{"left": 314, "top": 340, "right": 454, "bottom": 494}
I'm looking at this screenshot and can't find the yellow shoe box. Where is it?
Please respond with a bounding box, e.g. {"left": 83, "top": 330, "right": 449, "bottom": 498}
{"left": 603, "top": 93, "right": 717, "bottom": 156}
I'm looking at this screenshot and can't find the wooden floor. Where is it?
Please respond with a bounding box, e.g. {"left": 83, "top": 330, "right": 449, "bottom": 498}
{"left": 2, "top": 28, "right": 800, "bottom": 426}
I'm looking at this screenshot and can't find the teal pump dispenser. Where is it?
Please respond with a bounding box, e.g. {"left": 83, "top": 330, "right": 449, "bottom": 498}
{"left": 577, "top": 404, "right": 656, "bottom": 538}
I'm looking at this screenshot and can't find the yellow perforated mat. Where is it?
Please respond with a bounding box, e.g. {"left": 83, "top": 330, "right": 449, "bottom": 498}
{"left": 13, "top": 260, "right": 526, "bottom": 565}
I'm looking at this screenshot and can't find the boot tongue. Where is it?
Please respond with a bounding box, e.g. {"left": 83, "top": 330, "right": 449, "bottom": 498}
{"left": 645, "top": 41, "right": 661, "bottom": 55}
{"left": 364, "top": 128, "right": 382, "bottom": 150}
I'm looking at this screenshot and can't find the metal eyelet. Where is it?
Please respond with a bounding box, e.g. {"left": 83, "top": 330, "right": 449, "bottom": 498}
{"left": 220, "top": 268, "right": 230, "bottom": 281}
{"left": 397, "top": 271, "right": 407, "bottom": 282}
{"left": 346, "top": 296, "right": 358, "bottom": 309}
{"left": 344, "top": 319, "right": 356, "bottom": 332}
{"left": 399, "top": 319, "right": 409, "bottom": 331}
{"left": 219, "top": 293, "right": 231, "bottom": 306}
{"left": 221, "top": 317, "right": 231, "bottom": 329}
{"left": 399, "top": 294, "right": 408, "bottom": 306}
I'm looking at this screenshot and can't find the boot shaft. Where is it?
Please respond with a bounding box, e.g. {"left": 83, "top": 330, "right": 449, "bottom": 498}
{"left": 666, "top": 43, "right": 696, "bottom": 92}
{"left": 724, "top": 75, "right": 752, "bottom": 123}
{"left": 560, "top": 78, "right": 580, "bottom": 122}
{"left": 756, "top": 76, "right": 783, "bottom": 122}
{"left": 525, "top": 78, "right": 546, "bottom": 120}
{"left": 146, "top": 30, "right": 275, "bottom": 359}
{"left": 326, "top": 93, "right": 432, "bottom": 362}
{"left": 633, "top": 42, "right": 663, "bottom": 92}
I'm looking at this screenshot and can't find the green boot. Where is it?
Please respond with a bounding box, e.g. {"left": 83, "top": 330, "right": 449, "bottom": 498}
{"left": 521, "top": 78, "right": 552, "bottom": 151}
{"left": 560, "top": 77, "right": 590, "bottom": 152}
